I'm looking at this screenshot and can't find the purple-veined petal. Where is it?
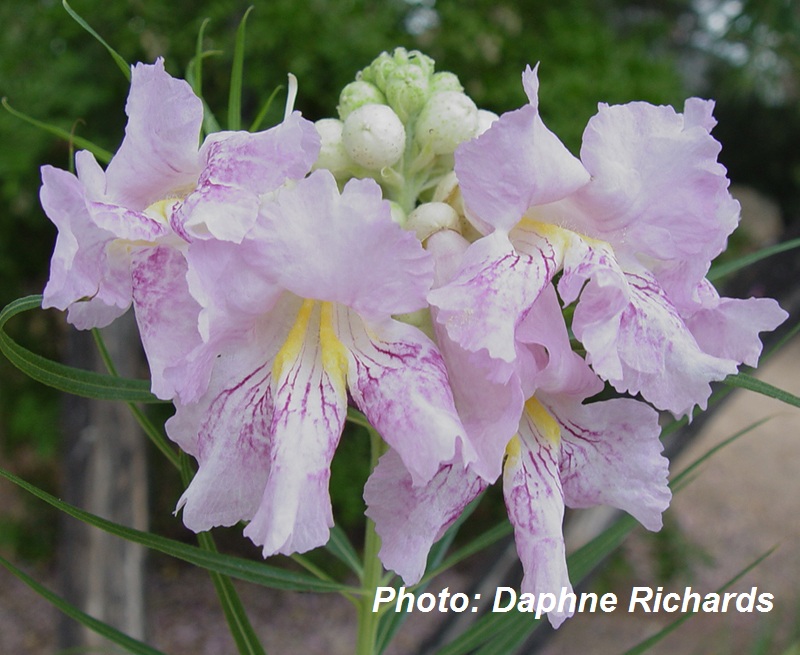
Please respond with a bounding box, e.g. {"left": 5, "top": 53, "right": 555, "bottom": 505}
{"left": 255, "top": 170, "right": 432, "bottom": 320}
{"left": 130, "top": 246, "right": 213, "bottom": 402}
{"left": 104, "top": 59, "right": 203, "bottom": 210}
{"left": 339, "top": 307, "right": 472, "bottom": 484}
{"left": 429, "top": 230, "right": 554, "bottom": 372}
{"left": 559, "top": 237, "right": 737, "bottom": 415}
{"left": 505, "top": 410, "right": 573, "bottom": 629}
{"left": 364, "top": 449, "right": 486, "bottom": 585}
{"left": 177, "top": 113, "right": 320, "bottom": 242}
{"left": 455, "top": 65, "right": 589, "bottom": 234}
{"left": 244, "top": 300, "right": 348, "bottom": 555}
{"left": 544, "top": 394, "right": 671, "bottom": 531}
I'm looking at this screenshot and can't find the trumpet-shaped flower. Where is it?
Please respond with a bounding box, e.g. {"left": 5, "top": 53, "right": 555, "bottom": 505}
{"left": 168, "top": 170, "right": 472, "bottom": 556}
{"left": 366, "top": 272, "right": 670, "bottom": 628}
{"left": 41, "top": 58, "right": 319, "bottom": 402}
{"left": 430, "top": 65, "right": 787, "bottom": 417}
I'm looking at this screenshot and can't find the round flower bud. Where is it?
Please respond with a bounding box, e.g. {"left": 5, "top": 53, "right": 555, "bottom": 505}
{"left": 312, "top": 118, "right": 351, "bottom": 174}
{"left": 430, "top": 71, "right": 463, "bottom": 94}
{"left": 415, "top": 91, "right": 479, "bottom": 155}
{"left": 406, "top": 201, "right": 460, "bottom": 242}
{"left": 342, "top": 104, "right": 406, "bottom": 170}
{"left": 385, "top": 64, "right": 430, "bottom": 121}
{"left": 337, "top": 81, "right": 386, "bottom": 120}
{"left": 359, "top": 51, "right": 397, "bottom": 92}
{"left": 476, "top": 109, "right": 500, "bottom": 136}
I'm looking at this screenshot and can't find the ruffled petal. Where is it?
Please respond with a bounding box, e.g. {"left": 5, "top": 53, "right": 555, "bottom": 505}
{"left": 104, "top": 59, "right": 203, "bottom": 209}
{"left": 429, "top": 230, "right": 553, "bottom": 372}
{"left": 558, "top": 237, "right": 737, "bottom": 415}
{"left": 339, "top": 307, "right": 471, "bottom": 484}
{"left": 504, "top": 414, "right": 573, "bottom": 628}
{"left": 255, "top": 171, "right": 432, "bottom": 320}
{"left": 177, "top": 113, "right": 320, "bottom": 242}
{"left": 130, "top": 246, "right": 212, "bottom": 402}
{"left": 364, "top": 449, "right": 486, "bottom": 585}
{"left": 455, "top": 64, "right": 589, "bottom": 234}
{"left": 244, "top": 301, "right": 348, "bottom": 555}
{"left": 40, "top": 165, "right": 132, "bottom": 328}
{"left": 683, "top": 280, "right": 788, "bottom": 367}
{"left": 544, "top": 395, "right": 671, "bottom": 531}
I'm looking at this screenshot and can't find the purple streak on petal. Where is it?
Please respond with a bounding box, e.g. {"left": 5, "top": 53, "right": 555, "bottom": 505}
{"left": 340, "top": 308, "right": 471, "bottom": 484}
{"left": 364, "top": 449, "right": 486, "bottom": 585}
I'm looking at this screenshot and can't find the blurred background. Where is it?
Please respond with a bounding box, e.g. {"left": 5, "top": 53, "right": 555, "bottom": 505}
{"left": 1, "top": 0, "right": 798, "bottom": 653}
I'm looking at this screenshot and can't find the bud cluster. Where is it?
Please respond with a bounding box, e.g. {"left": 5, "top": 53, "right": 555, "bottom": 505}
{"left": 313, "top": 48, "right": 497, "bottom": 218}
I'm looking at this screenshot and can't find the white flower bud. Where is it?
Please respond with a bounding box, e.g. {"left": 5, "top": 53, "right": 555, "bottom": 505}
{"left": 415, "top": 91, "right": 479, "bottom": 155}
{"left": 342, "top": 104, "right": 406, "bottom": 170}
{"left": 476, "top": 109, "right": 500, "bottom": 136}
{"left": 406, "top": 201, "right": 460, "bottom": 242}
{"left": 337, "top": 81, "right": 386, "bottom": 120}
{"left": 312, "top": 118, "right": 351, "bottom": 174}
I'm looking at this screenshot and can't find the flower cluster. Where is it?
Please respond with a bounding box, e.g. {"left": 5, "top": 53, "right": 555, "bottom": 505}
{"left": 41, "top": 51, "right": 786, "bottom": 627}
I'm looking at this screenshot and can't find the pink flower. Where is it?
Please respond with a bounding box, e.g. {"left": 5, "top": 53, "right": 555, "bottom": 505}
{"left": 40, "top": 58, "right": 319, "bottom": 402}
{"left": 168, "top": 171, "right": 472, "bottom": 556}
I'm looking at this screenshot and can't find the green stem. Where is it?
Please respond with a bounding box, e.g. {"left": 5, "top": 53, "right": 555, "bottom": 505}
{"left": 356, "top": 427, "right": 387, "bottom": 655}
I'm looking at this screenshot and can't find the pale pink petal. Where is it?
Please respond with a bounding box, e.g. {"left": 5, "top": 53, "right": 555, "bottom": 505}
{"left": 177, "top": 113, "right": 319, "bottom": 242}
{"left": 255, "top": 171, "right": 432, "bottom": 320}
{"left": 429, "top": 230, "right": 553, "bottom": 372}
{"left": 684, "top": 280, "right": 788, "bottom": 367}
{"left": 130, "top": 247, "right": 213, "bottom": 402}
{"left": 544, "top": 395, "right": 671, "bottom": 531}
{"left": 505, "top": 418, "right": 573, "bottom": 629}
{"left": 40, "top": 165, "right": 132, "bottom": 328}
{"left": 244, "top": 302, "right": 348, "bottom": 555}
{"left": 339, "top": 307, "right": 472, "bottom": 484}
{"left": 104, "top": 59, "right": 202, "bottom": 210}
{"left": 559, "top": 238, "right": 737, "bottom": 415}
{"left": 364, "top": 449, "right": 486, "bottom": 585}
{"left": 455, "top": 65, "right": 589, "bottom": 234}
{"left": 571, "top": 98, "right": 739, "bottom": 304}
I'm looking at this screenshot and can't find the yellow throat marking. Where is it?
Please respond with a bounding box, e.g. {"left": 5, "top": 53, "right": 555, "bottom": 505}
{"left": 524, "top": 396, "right": 561, "bottom": 445}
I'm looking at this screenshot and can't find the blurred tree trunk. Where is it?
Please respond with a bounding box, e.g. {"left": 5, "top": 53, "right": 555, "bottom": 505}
{"left": 58, "top": 311, "right": 148, "bottom": 650}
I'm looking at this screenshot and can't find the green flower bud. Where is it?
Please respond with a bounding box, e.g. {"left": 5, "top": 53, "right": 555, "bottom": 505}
{"left": 342, "top": 104, "right": 406, "bottom": 170}
{"left": 385, "top": 64, "right": 430, "bottom": 121}
{"left": 337, "top": 81, "right": 386, "bottom": 120}
{"left": 415, "top": 91, "right": 479, "bottom": 155}
{"left": 359, "top": 51, "right": 397, "bottom": 92}
{"left": 312, "top": 118, "right": 351, "bottom": 175}
{"left": 430, "top": 71, "right": 463, "bottom": 94}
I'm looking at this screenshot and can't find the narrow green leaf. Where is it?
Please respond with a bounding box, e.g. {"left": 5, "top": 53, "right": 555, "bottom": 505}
{"left": 2, "top": 99, "right": 113, "bottom": 164}
{"left": 724, "top": 372, "right": 800, "bottom": 409}
{"left": 0, "top": 296, "right": 160, "bottom": 403}
{"left": 708, "top": 237, "right": 800, "bottom": 282}
{"left": 0, "top": 467, "right": 354, "bottom": 594}
{"left": 62, "top": 0, "right": 131, "bottom": 81}
{"left": 421, "top": 521, "right": 513, "bottom": 585}
{"left": 622, "top": 547, "right": 777, "bottom": 655}
{"left": 249, "top": 85, "right": 285, "bottom": 132}
{"left": 190, "top": 18, "right": 212, "bottom": 97}
{"left": 325, "top": 524, "right": 364, "bottom": 578}
{"left": 0, "top": 555, "right": 166, "bottom": 655}
{"left": 228, "top": 7, "right": 254, "bottom": 131}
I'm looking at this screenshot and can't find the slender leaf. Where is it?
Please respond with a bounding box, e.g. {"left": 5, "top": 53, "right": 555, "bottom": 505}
{"left": 228, "top": 7, "right": 254, "bottom": 131}
{"left": 724, "top": 372, "right": 800, "bottom": 409}
{"left": 708, "top": 237, "right": 800, "bottom": 282}
{"left": 249, "top": 85, "right": 285, "bottom": 132}
{"left": 0, "top": 296, "right": 160, "bottom": 403}
{"left": 325, "top": 524, "right": 364, "bottom": 578}
{"left": 0, "top": 555, "right": 166, "bottom": 655}
{"left": 2, "top": 99, "right": 113, "bottom": 164}
{"left": 623, "top": 547, "right": 777, "bottom": 655}
{"left": 62, "top": 0, "right": 131, "bottom": 80}
{"left": 190, "top": 17, "right": 211, "bottom": 97}
{"left": 0, "top": 467, "right": 354, "bottom": 594}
